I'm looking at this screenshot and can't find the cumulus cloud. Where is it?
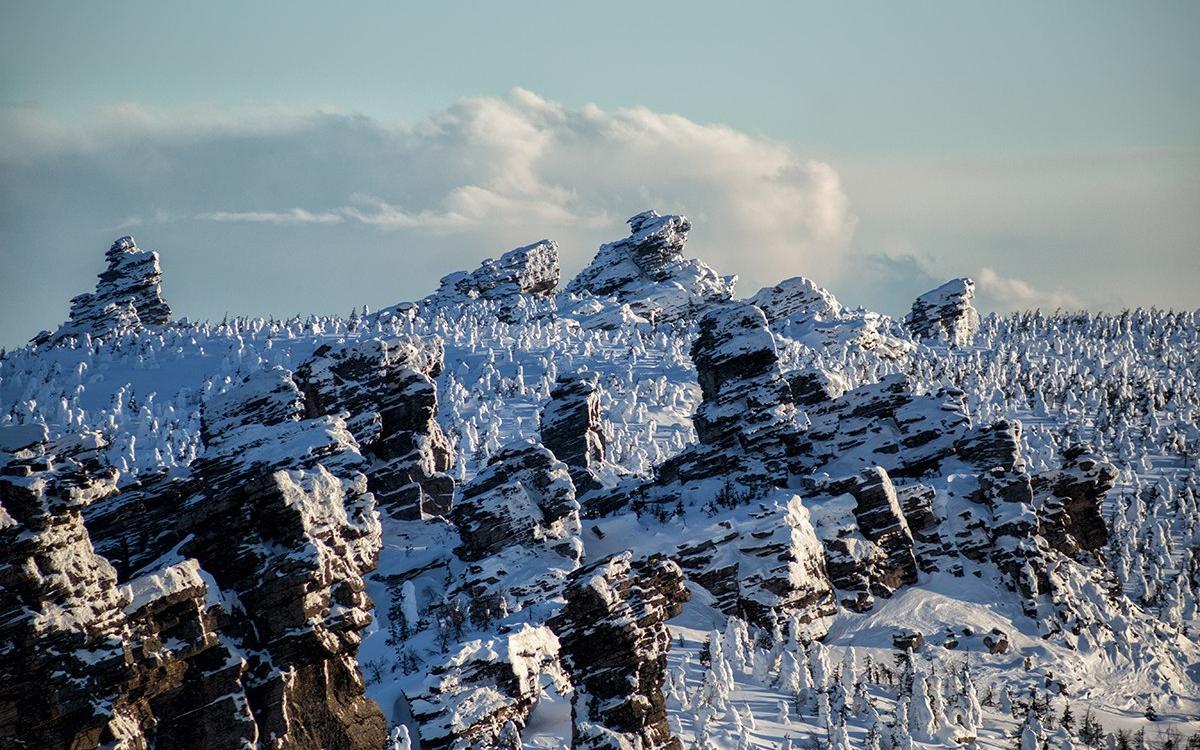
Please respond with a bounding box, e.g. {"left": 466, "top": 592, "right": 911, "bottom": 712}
{"left": 0, "top": 90, "right": 857, "bottom": 344}
{"left": 974, "top": 267, "right": 1083, "bottom": 312}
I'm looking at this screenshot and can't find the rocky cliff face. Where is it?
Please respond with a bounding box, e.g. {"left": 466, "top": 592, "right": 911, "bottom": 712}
{"left": 906, "top": 277, "right": 980, "bottom": 346}
{"left": 540, "top": 373, "right": 606, "bottom": 495}
{"left": 296, "top": 336, "right": 455, "bottom": 519}
{"left": 564, "top": 211, "right": 734, "bottom": 323}
{"left": 0, "top": 367, "right": 390, "bottom": 749}
{"left": 36, "top": 236, "right": 171, "bottom": 345}
{"left": 550, "top": 552, "right": 688, "bottom": 750}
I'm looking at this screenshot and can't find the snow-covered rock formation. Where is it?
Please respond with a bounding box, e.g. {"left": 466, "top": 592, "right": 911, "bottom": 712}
{"left": 906, "top": 277, "right": 980, "bottom": 345}
{"left": 296, "top": 336, "right": 455, "bottom": 519}
{"left": 424, "top": 239, "right": 559, "bottom": 321}
{"left": 563, "top": 211, "right": 735, "bottom": 324}
{"left": 550, "top": 552, "right": 688, "bottom": 750}
{"left": 750, "top": 275, "right": 913, "bottom": 358}
{"left": 5, "top": 226, "right": 1200, "bottom": 749}
{"left": 35, "top": 235, "right": 171, "bottom": 345}
{"left": 540, "top": 373, "right": 606, "bottom": 495}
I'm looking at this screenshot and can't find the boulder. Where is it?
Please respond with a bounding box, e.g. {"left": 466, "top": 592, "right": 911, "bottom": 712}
{"left": 906, "top": 278, "right": 979, "bottom": 346}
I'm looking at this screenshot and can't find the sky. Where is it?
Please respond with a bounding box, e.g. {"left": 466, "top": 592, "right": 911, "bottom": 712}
{"left": 1, "top": 1, "right": 1197, "bottom": 348}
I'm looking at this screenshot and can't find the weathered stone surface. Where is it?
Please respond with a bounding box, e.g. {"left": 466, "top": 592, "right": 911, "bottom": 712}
{"left": 425, "top": 240, "right": 560, "bottom": 321}
{"left": 799, "top": 374, "right": 971, "bottom": 479}
{"left": 540, "top": 373, "right": 606, "bottom": 495}
{"left": 816, "top": 467, "right": 919, "bottom": 594}
{"left": 564, "top": 211, "right": 734, "bottom": 323}
{"left": 296, "top": 336, "right": 455, "bottom": 519}
{"left": 787, "top": 366, "right": 849, "bottom": 406}
{"left": 37, "top": 236, "right": 171, "bottom": 345}
{"left": 655, "top": 302, "right": 801, "bottom": 492}
{"left": 449, "top": 444, "right": 582, "bottom": 622}
{"left": 1032, "top": 446, "right": 1118, "bottom": 553}
{"left": 550, "top": 552, "right": 688, "bottom": 750}
{"left": 955, "top": 419, "right": 1024, "bottom": 473}
{"left": 675, "top": 494, "right": 837, "bottom": 633}
{"left": 407, "top": 625, "right": 562, "bottom": 750}
{"left": 906, "top": 277, "right": 979, "bottom": 346}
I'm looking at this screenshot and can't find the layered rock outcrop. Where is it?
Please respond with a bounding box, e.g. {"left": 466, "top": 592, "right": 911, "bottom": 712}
{"left": 906, "top": 277, "right": 980, "bottom": 346}
{"left": 675, "top": 494, "right": 837, "bottom": 632}
{"left": 425, "top": 240, "right": 560, "bottom": 321}
{"left": 296, "top": 336, "right": 454, "bottom": 519}
{"left": 656, "top": 302, "right": 802, "bottom": 491}
{"left": 564, "top": 211, "right": 734, "bottom": 323}
{"left": 0, "top": 365, "right": 391, "bottom": 749}
{"left": 451, "top": 444, "right": 582, "bottom": 621}
{"left": 540, "top": 373, "right": 606, "bottom": 495}
{"left": 550, "top": 552, "right": 688, "bottom": 750}
{"left": 37, "top": 236, "right": 171, "bottom": 345}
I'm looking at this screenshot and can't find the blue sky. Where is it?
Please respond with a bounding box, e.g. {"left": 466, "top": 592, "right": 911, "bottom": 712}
{"left": 2, "top": 1, "right": 1197, "bottom": 347}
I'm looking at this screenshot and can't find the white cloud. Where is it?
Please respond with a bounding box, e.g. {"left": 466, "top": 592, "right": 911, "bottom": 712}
{"left": 974, "top": 267, "right": 1083, "bottom": 312}
{"left": 1, "top": 89, "right": 856, "bottom": 299}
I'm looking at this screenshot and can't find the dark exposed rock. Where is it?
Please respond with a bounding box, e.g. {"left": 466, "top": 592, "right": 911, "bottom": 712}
{"left": 892, "top": 629, "right": 924, "bottom": 651}
{"left": 983, "top": 628, "right": 1010, "bottom": 654}
{"left": 184, "top": 368, "right": 388, "bottom": 749}
{"left": 83, "top": 468, "right": 201, "bottom": 582}
{"left": 1032, "top": 446, "right": 1118, "bottom": 553}
{"left": 0, "top": 429, "right": 131, "bottom": 747}
{"left": 655, "top": 302, "right": 802, "bottom": 491}
{"left": 540, "top": 373, "right": 606, "bottom": 495}
{"left": 787, "top": 367, "right": 849, "bottom": 406}
{"left": 955, "top": 419, "right": 1024, "bottom": 473}
{"left": 296, "top": 336, "right": 455, "bottom": 519}
{"left": 906, "top": 277, "right": 979, "bottom": 346}
{"left": 37, "top": 236, "right": 171, "bottom": 345}
{"left": 816, "top": 467, "right": 919, "bottom": 594}
{"left": 564, "top": 211, "right": 734, "bottom": 323}
{"left": 550, "top": 552, "right": 688, "bottom": 750}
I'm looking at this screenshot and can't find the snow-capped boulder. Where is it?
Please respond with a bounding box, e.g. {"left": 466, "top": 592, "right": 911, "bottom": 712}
{"left": 37, "top": 235, "right": 171, "bottom": 345}
{"left": 424, "top": 239, "right": 559, "bottom": 320}
{"left": 540, "top": 373, "right": 606, "bottom": 495}
{"left": 550, "top": 552, "right": 689, "bottom": 750}
{"left": 296, "top": 336, "right": 455, "bottom": 519}
{"left": 749, "top": 276, "right": 842, "bottom": 322}
{"left": 799, "top": 374, "right": 971, "bottom": 479}
{"left": 406, "top": 625, "right": 564, "bottom": 750}
{"left": 655, "top": 301, "right": 802, "bottom": 492}
{"left": 563, "top": 211, "right": 734, "bottom": 323}
{"left": 675, "top": 494, "right": 837, "bottom": 633}
{"left": 906, "top": 277, "right": 980, "bottom": 346}
{"left": 450, "top": 444, "right": 582, "bottom": 619}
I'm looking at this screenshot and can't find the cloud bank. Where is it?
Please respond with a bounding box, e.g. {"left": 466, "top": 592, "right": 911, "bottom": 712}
{"left": 0, "top": 89, "right": 864, "bottom": 345}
